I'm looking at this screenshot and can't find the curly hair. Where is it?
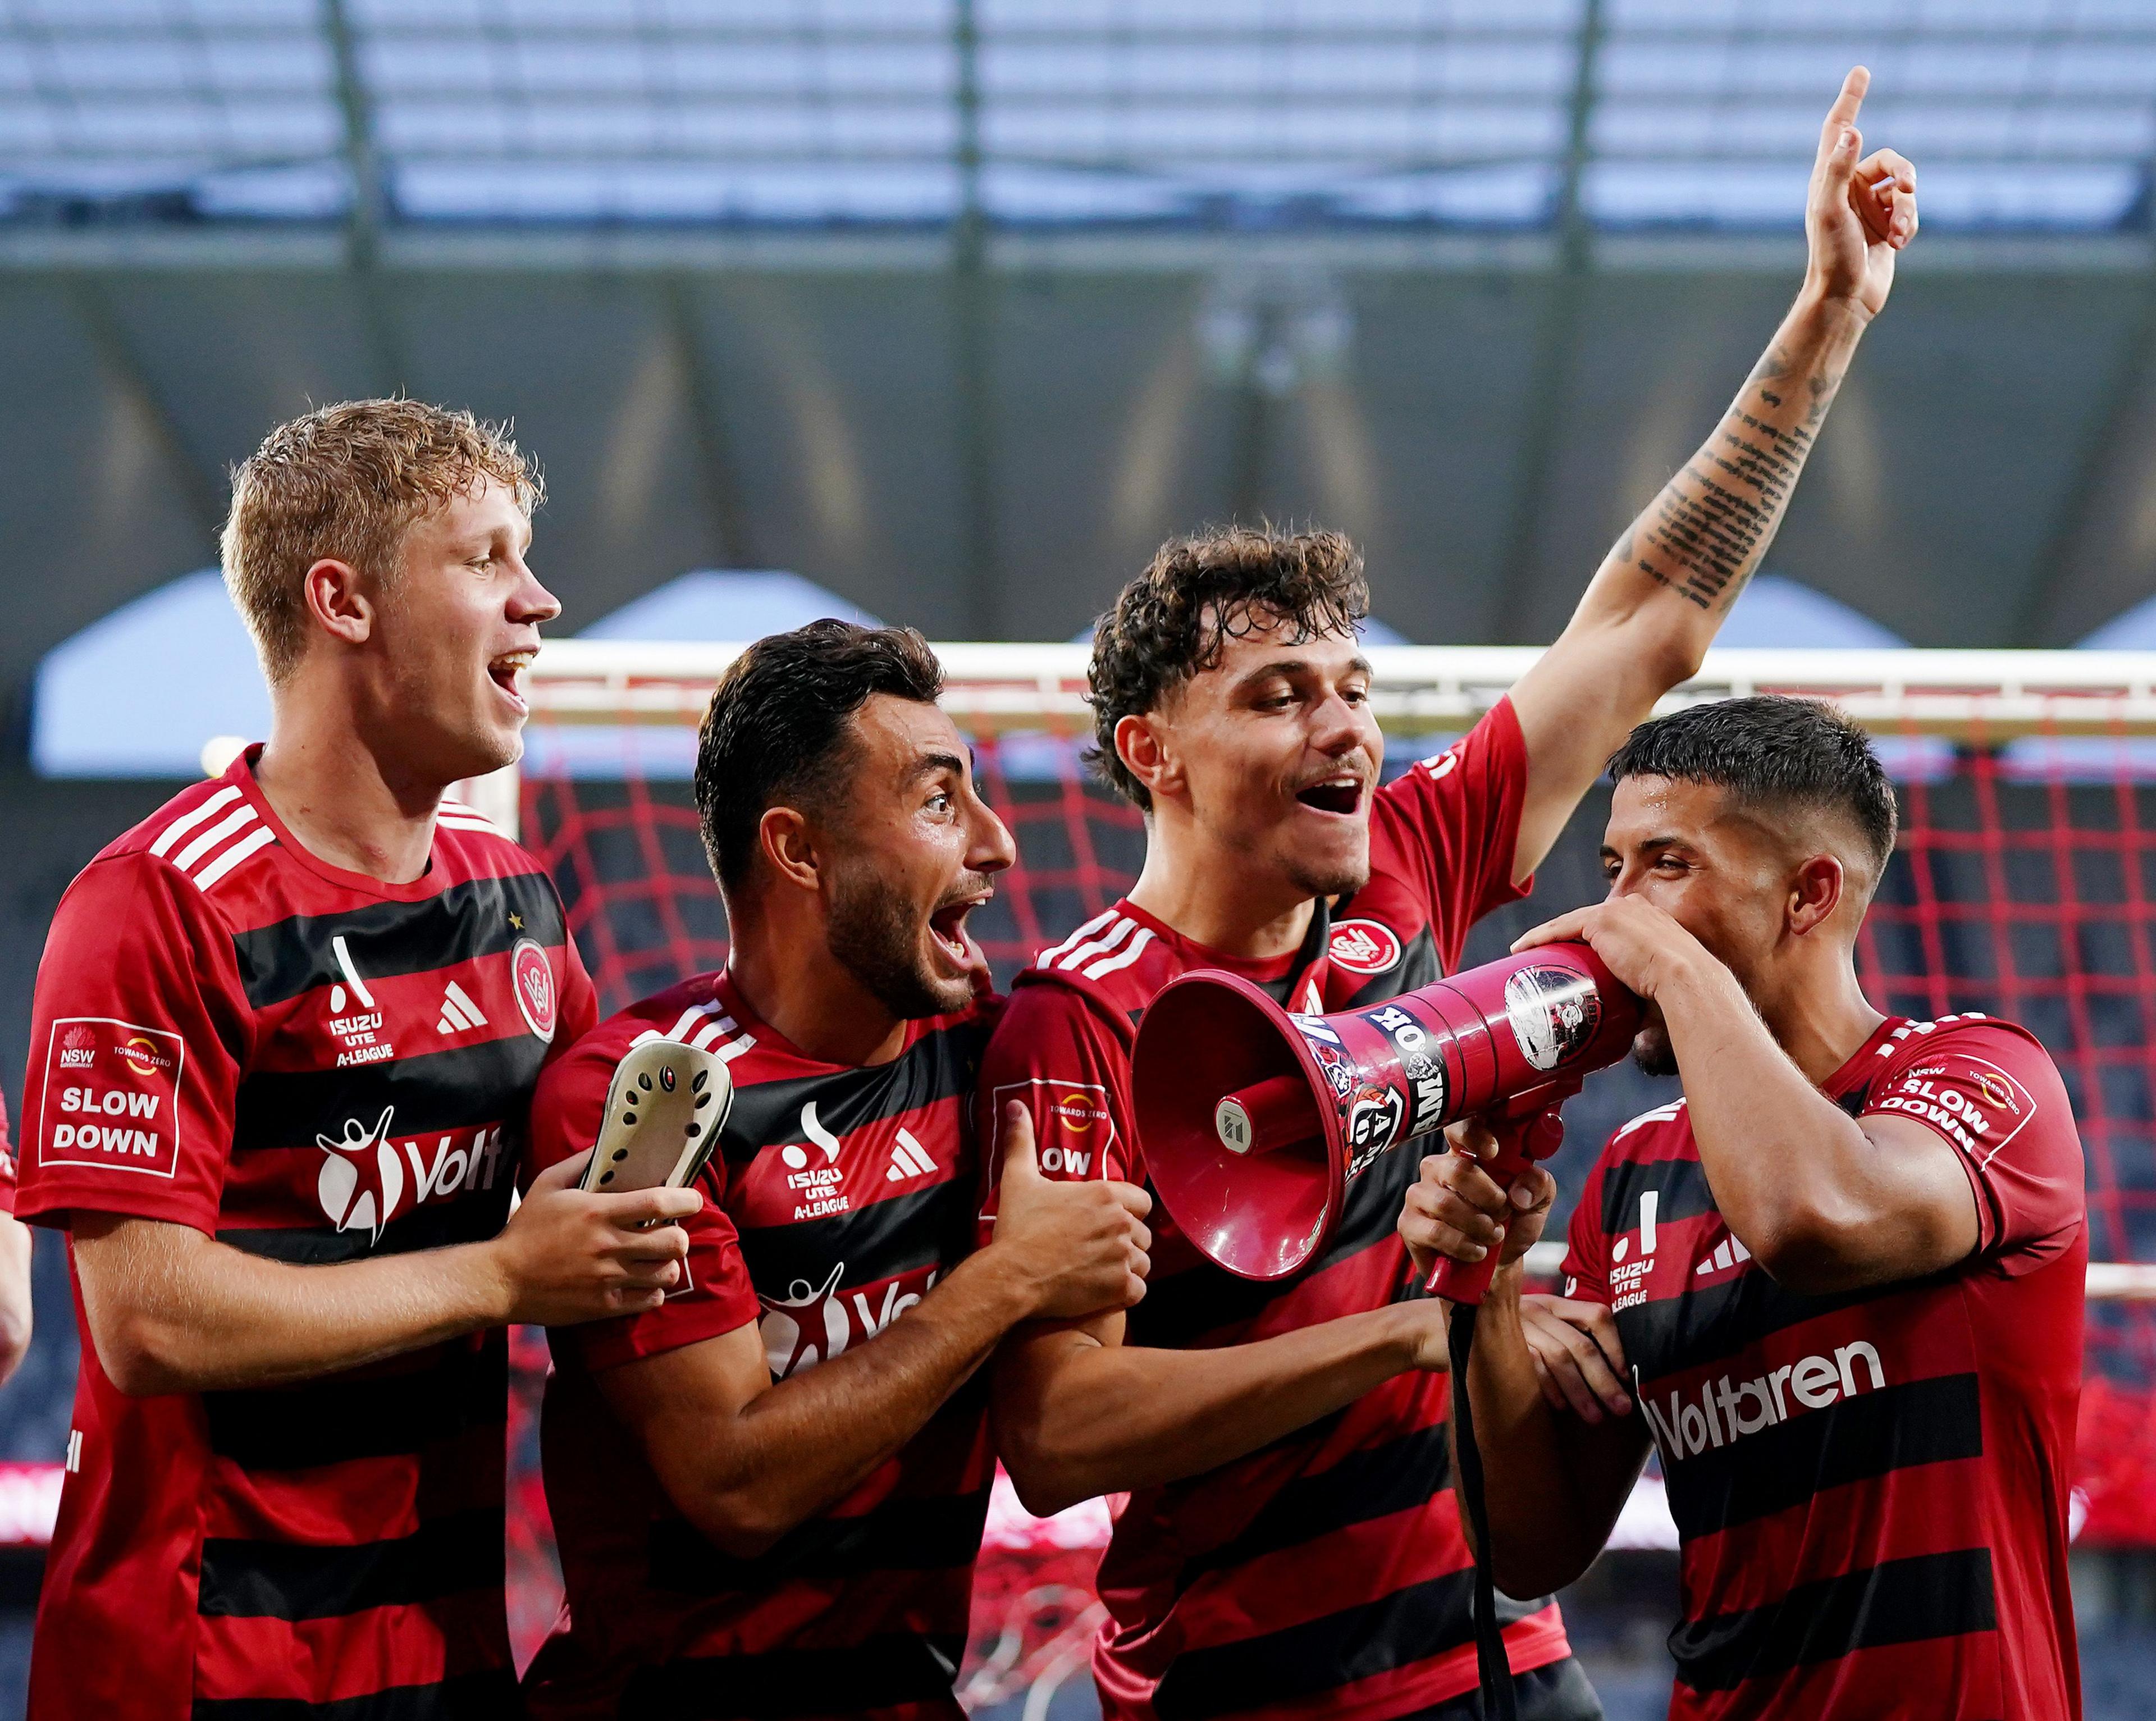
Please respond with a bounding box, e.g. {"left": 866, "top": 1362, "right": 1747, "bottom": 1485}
{"left": 222, "top": 399, "right": 543, "bottom": 684}
{"left": 1085, "top": 524, "right": 1369, "bottom": 809}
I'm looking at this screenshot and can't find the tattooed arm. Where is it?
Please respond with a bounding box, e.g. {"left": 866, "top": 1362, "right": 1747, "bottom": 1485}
{"left": 1505, "top": 66, "right": 1917, "bottom": 882}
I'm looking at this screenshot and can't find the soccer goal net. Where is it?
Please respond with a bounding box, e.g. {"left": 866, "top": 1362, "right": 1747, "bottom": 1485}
{"left": 487, "top": 642, "right": 2156, "bottom": 1673}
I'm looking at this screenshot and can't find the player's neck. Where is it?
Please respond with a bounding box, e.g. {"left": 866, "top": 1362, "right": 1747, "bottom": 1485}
{"left": 1757, "top": 955, "right": 1886, "bottom": 1086}
{"left": 254, "top": 696, "right": 445, "bottom": 886}
{"left": 726, "top": 920, "right": 908, "bottom": 1069}
{"left": 1127, "top": 822, "right": 1316, "bottom": 961}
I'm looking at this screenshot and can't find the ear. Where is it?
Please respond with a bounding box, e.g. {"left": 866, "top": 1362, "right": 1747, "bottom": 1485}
{"left": 1787, "top": 852, "right": 1846, "bottom": 937}
{"left": 300, "top": 558, "right": 375, "bottom": 650}
{"left": 757, "top": 806, "right": 823, "bottom": 895}
{"left": 1114, "top": 712, "right": 1180, "bottom": 804}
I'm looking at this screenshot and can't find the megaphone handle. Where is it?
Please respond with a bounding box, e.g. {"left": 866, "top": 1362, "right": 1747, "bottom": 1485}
{"left": 1423, "top": 1110, "right": 1561, "bottom": 1305}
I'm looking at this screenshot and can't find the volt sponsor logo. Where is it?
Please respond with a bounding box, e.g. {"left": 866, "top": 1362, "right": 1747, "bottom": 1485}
{"left": 1639, "top": 1341, "right": 1887, "bottom": 1463}
{"left": 758, "top": 1262, "right": 943, "bottom": 1377}
{"left": 315, "top": 1104, "right": 508, "bottom": 1244}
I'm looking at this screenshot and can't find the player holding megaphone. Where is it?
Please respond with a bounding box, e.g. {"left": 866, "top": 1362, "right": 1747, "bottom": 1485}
{"left": 980, "top": 66, "right": 1919, "bottom": 1721}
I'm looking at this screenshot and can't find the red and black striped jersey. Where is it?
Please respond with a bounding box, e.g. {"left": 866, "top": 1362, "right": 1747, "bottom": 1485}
{"left": 979, "top": 702, "right": 1592, "bottom": 1721}
{"left": 1562, "top": 1012, "right": 2086, "bottom": 1719}
{"left": 523, "top": 969, "right": 999, "bottom": 1721}
{"left": 15, "top": 745, "right": 596, "bottom": 1721}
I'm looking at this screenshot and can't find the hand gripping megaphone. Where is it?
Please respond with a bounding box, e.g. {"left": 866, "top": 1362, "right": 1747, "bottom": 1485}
{"left": 1131, "top": 943, "right": 1641, "bottom": 1300}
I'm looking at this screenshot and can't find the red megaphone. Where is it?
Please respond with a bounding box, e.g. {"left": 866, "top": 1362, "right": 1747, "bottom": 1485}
{"left": 1131, "top": 943, "right": 1641, "bottom": 1296}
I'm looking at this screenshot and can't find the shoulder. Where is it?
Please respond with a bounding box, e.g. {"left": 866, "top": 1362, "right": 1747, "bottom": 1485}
{"left": 84, "top": 778, "right": 282, "bottom": 918}
{"left": 1862, "top": 1012, "right": 2072, "bottom": 1154}
{"left": 430, "top": 804, "right": 560, "bottom": 888}
{"left": 538, "top": 975, "right": 723, "bottom": 1097}
{"left": 1013, "top": 908, "right": 1169, "bottom": 1015}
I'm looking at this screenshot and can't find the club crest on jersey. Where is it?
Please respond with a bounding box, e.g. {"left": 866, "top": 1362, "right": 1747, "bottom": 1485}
{"left": 1328, "top": 919, "right": 1403, "bottom": 976}
{"left": 1503, "top": 965, "right": 1601, "bottom": 1072}
{"left": 511, "top": 938, "right": 558, "bottom": 1042}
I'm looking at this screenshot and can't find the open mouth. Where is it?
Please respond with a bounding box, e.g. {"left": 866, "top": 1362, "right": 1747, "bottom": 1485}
{"left": 488, "top": 650, "right": 535, "bottom": 706}
{"left": 1294, "top": 774, "right": 1365, "bottom": 816}
{"left": 928, "top": 898, "right": 984, "bottom": 965}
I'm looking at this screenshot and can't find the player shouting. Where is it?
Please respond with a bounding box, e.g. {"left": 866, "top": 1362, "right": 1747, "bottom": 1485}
{"left": 980, "top": 69, "right": 1919, "bottom": 1721}
{"left": 520, "top": 623, "right": 1152, "bottom": 1720}
{"left": 15, "top": 401, "right": 700, "bottom": 1721}
{"left": 1404, "top": 696, "right": 2085, "bottom": 1718}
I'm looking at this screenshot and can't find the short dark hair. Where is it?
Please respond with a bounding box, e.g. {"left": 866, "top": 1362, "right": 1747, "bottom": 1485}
{"left": 695, "top": 620, "right": 944, "bottom": 892}
{"left": 1086, "top": 524, "right": 1369, "bottom": 809}
{"left": 1607, "top": 695, "right": 1898, "bottom": 876}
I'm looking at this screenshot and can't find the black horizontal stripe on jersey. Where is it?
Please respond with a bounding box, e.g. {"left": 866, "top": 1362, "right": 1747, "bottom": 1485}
{"left": 1597, "top": 1152, "right": 1718, "bottom": 1238}
{"left": 1671, "top": 1546, "right": 1997, "bottom": 1694}
{"left": 1615, "top": 1259, "right": 1936, "bottom": 1387}
{"left": 647, "top": 1486, "right": 991, "bottom": 1593}
{"left": 620, "top": 1632, "right": 966, "bottom": 1719}
{"left": 219, "top": 1189, "right": 510, "bottom": 1265}
{"left": 203, "top": 1335, "right": 506, "bottom": 1471}
{"left": 1659, "top": 1372, "right": 1983, "bottom": 1541}
{"left": 1176, "top": 1421, "right": 1456, "bottom": 1590}
{"left": 198, "top": 1508, "right": 504, "bottom": 1621}
{"left": 191, "top": 1667, "right": 521, "bottom": 1721}
{"left": 231, "top": 1035, "right": 547, "bottom": 1155}
{"left": 719, "top": 1021, "right": 990, "bottom": 1166}
{"left": 228, "top": 872, "right": 565, "bottom": 1010}
{"left": 1129, "top": 1144, "right": 1415, "bottom": 1351}
{"left": 734, "top": 1176, "right": 976, "bottom": 1303}
{"left": 1153, "top": 1566, "right": 1489, "bottom": 1721}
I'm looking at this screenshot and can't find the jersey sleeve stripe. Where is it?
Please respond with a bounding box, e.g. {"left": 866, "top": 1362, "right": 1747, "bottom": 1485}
{"left": 1055, "top": 915, "right": 1136, "bottom": 971}
{"left": 148, "top": 784, "right": 243, "bottom": 857}
{"left": 172, "top": 805, "right": 259, "bottom": 873}
{"left": 191, "top": 825, "right": 278, "bottom": 892}
{"left": 1036, "top": 907, "right": 1118, "bottom": 968}
{"left": 1082, "top": 925, "right": 1155, "bottom": 980}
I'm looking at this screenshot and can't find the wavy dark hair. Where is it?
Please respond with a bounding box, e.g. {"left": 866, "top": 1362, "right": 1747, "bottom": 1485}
{"left": 1086, "top": 524, "right": 1369, "bottom": 810}
{"left": 695, "top": 620, "right": 944, "bottom": 892}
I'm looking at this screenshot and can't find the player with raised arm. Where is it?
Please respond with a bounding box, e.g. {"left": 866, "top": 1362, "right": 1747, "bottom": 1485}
{"left": 15, "top": 401, "right": 701, "bottom": 1721}
{"left": 521, "top": 623, "right": 1152, "bottom": 1720}
{"left": 981, "top": 70, "right": 1919, "bottom": 1721}
{"left": 1403, "top": 696, "right": 2085, "bottom": 1718}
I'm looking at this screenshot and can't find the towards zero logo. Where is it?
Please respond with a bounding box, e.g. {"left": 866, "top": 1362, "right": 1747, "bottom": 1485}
{"left": 511, "top": 938, "right": 558, "bottom": 1042}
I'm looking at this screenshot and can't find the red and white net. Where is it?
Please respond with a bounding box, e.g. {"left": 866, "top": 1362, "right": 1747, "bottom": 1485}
{"left": 492, "top": 643, "right": 2156, "bottom": 1675}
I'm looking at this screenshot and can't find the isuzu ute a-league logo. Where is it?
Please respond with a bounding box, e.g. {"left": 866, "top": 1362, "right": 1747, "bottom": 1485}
{"left": 511, "top": 938, "right": 558, "bottom": 1042}
{"left": 1503, "top": 965, "right": 1601, "bottom": 1072}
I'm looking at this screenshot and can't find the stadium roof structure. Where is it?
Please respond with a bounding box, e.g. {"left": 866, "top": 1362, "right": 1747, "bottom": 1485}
{"left": 3, "top": 1, "right": 2152, "bottom": 236}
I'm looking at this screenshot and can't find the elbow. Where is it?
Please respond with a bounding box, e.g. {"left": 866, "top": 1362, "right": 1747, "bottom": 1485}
{"left": 679, "top": 1491, "right": 792, "bottom": 1563}
{"left": 1746, "top": 1207, "right": 1862, "bottom": 1298}
{"left": 997, "top": 1439, "right": 1093, "bottom": 1521}
{"left": 1491, "top": 1542, "right": 1595, "bottom": 1602}
{"left": 1650, "top": 631, "right": 1710, "bottom": 693}
{"left": 91, "top": 1313, "right": 196, "bottom": 1398}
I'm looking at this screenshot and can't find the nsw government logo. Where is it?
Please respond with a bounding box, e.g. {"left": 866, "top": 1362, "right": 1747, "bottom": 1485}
{"left": 1328, "top": 919, "right": 1402, "bottom": 976}
{"left": 510, "top": 938, "right": 558, "bottom": 1042}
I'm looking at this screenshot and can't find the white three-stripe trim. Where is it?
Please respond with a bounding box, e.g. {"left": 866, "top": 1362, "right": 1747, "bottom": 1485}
{"left": 193, "top": 827, "right": 275, "bottom": 891}
{"left": 149, "top": 786, "right": 241, "bottom": 857}
{"left": 1055, "top": 915, "right": 1136, "bottom": 972}
{"left": 1036, "top": 909, "right": 1116, "bottom": 969}
{"left": 1081, "top": 926, "right": 1154, "bottom": 980}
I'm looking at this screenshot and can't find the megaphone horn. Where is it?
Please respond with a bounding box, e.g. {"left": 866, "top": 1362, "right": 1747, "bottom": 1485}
{"left": 1131, "top": 942, "right": 1641, "bottom": 1285}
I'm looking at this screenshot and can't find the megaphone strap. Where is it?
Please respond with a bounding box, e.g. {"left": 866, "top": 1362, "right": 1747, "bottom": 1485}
{"left": 1449, "top": 1302, "right": 1519, "bottom": 1721}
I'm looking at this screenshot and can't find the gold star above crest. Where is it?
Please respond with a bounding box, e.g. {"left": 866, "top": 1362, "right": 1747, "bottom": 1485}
{"left": 508, "top": 912, "right": 524, "bottom": 930}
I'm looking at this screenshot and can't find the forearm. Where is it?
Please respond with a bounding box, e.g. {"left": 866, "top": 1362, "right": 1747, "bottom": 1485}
{"left": 1606, "top": 289, "right": 1870, "bottom": 639}
{"left": 75, "top": 1219, "right": 510, "bottom": 1394}
{"left": 1456, "top": 1270, "right": 1639, "bottom": 1596}
{"left": 0, "top": 1217, "right": 31, "bottom": 1386}
{"left": 1655, "top": 960, "right": 1880, "bottom": 1255}
{"left": 672, "top": 1250, "right": 1036, "bottom": 1549}
{"left": 994, "top": 1303, "right": 1425, "bottom": 1515}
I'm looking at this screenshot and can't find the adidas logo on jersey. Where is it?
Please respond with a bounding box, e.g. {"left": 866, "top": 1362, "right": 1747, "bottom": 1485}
{"left": 886, "top": 1129, "right": 937, "bottom": 1182}
{"left": 1695, "top": 1230, "right": 1754, "bottom": 1276}
{"left": 436, "top": 982, "right": 488, "bottom": 1036}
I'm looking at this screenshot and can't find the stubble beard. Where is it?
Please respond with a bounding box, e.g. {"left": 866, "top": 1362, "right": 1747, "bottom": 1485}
{"left": 825, "top": 858, "right": 971, "bottom": 1021}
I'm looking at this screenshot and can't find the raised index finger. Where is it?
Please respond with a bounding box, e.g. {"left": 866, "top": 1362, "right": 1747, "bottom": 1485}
{"left": 1816, "top": 65, "right": 1870, "bottom": 159}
